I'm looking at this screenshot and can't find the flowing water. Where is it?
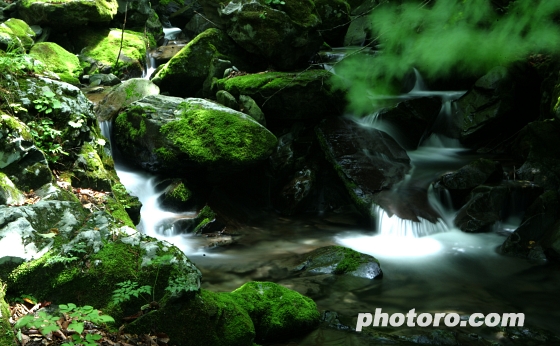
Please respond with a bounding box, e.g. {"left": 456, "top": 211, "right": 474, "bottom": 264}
{"left": 101, "top": 72, "right": 560, "bottom": 343}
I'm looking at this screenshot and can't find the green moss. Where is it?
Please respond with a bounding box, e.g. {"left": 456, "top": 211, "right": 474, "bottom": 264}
{"left": 29, "top": 42, "right": 82, "bottom": 85}
{"left": 114, "top": 107, "right": 147, "bottom": 141}
{"left": 155, "top": 147, "right": 177, "bottom": 162}
{"left": 193, "top": 205, "right": 216, "bottom": 234}
{"left": 126, "top": 289, "right": 255, "bottom": 346}
{"left": 0, "top": 113, "right": 32, "bottom": 141}
{"left": 160, "top": 101, "right": 277, "bottom": 165}
{"left": 0, "top": 18, "right": 35, "bottom": 51}
{"left": 333, "top": 246, "right": 363, "bottom": 274}
{"left": 229, "top": 281, "right": 320, "bottom": 342}
{"left": 0, "top": 280, "right": 16, "bottom": 345}
{"left": 105, "top": 195, "right": 135, "bottom": 227}
{"left": 168, "top": 183, "right": 191, "bottom": 202}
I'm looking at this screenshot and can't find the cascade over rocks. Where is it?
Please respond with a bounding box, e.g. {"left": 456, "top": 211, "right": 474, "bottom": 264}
{"left": 376, "top": 96, "right": 442, "bottom": 150}
{"left": 315, "top": 117, "right": 411, "bottom": 218}
{"left": 433, "top": 158, "right": 503, "bottom": 209}
{"left": 211, "top": 0, "right": 323, "bottom": 70}
{"left": 113, "top": 95, "right": 277, "bottom": 179}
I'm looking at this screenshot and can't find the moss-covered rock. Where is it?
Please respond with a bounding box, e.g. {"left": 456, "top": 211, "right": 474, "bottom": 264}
{"left": 125, "top": 288, "right": 255, "bottom": 346}
{"left": 230, "top": 281, "right": 320, "bottom": 342}
{"left": 95, "top": 78, "right": 160, "bottom": 121}
{"left": 76, "top": 28, "right": 147, "bottom": 78}
{"left": 152, "top": 28, "right": 247, "bottom": 98}
{"left": 217, "top": 0, "right": 323, "bottom": 70}
{"left": 3, "top": 209, "right": 201, "bottom": 323}
{"left": 17, "top": 0, "right": 118, "bottom": 28}
{"left": 114, "top": 96, "right": 277, "bottom": 178}
{"left": 0, "top": 18, "right": 35, "bottom": 52}
{"left": 158, "top": 179, "right": 194, "bottom": 212}
{"left": 29, "top": 42, "right": 82, "bottom": 85}
{"left": 215, "top": 69, "right": 346, "bottom": 120}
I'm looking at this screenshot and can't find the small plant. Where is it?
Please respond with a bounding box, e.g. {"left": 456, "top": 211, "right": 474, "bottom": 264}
{"left": 259, "top": 11, "right": 267, "bottom": 19}
{"left": 33, "top": 86, "right": 61, "bottom": 115}
{"left": 111, "top": 280, "right": 152, "bottom": 305}
{"left": 27, "top": 117, "right": 69, "bottom": 163}
{"left": 45, "top": 242, "right": 89, "bottom": 266}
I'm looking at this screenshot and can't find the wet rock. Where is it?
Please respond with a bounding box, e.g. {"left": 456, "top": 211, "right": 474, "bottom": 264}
{"left": 215, "top": 70, "right": 346, "bottom": 121}
{"left": 89, "top": 73, "right": 121, "bottom": 87}
{"left": 512, "top": 119, "right": 560, "bottom": 191}
{"left": 216, "top": 90, "right": 239, "bottom": 110}
{"left": 0, "top": 173, "right": 25, "bottom": 205}
{"left": 114, "top": 96, "right": 277, "bottom": 179}
{"left": 433, "top": 158, "right": 503, "bottom": 208}
{"left": 501, "top": 190, "right": 560, "bottom": 260}
{"left": 315, "top": 117, "right": 411, "bottom": 217}
{"left": 150, "top": 43, "right": 186, "bottom": 65}
{"left": 17, "top": 0, "right": 118, "bottom": 28}
{"left": 95, "top": 78, "right": 160, "bottom": 121}
{"left": 455, "top": 181, "right": 542, "bottom": 232}
{"left": 452, "top": 64, "right": 541, "bottom": 148}
{"left": 377, "top": 96, "right": 442, "bottom": 149}
{"left": 71, "top": 142, "right": 113, "bottom": 191}
{"left": 216, "top": 0, "right": 323, "bottom": 70}
{"left": 29, "top": 42, "right": 82, "bottom": 85}
{"left": 183, "top": 12, "right": 218, "bottom": 38}
{"left": 295, "top": 245, "right": 382, "bottom": 279}
{"left": 276, "top": 166, "right": 316, "bottom": 215}
{"left": 239, "top": 95, "right": 265, "bottom": 125}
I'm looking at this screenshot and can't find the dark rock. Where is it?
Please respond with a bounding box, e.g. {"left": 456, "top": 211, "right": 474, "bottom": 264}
{"left": 452, "top": 64, "right": 541, "bottom": 148}
{"left": 217, "top": 0, "right": 323, "bottom": 70}
{"left": 315, "top": 0, "right": 351, "bottom": 47}
{"left": 377, "top": 96, "right": 442, "bottom": 149}
{"left": 455, "top": 181, "right": 542, "bottom": 232}
{"left": 433, "top": 158, "right": 503, "bottom": 208}
{"left": 157, "top": 179, "right": 195, "bottom": 212}
{"left": 276, "top": 166, "right": 316, "bottom": 215}
{"left": 512, "top": 119, "right": 560, "bottom": 191}
{"left": 315, "top": 117, "right": 411, "bottom": 217}
{"left": 501, "top": 190, "right": 560, "bottom": 260}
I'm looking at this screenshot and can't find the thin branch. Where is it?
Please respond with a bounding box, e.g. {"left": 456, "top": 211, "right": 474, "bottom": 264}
{"left": 115, "top": 1, "right": 128, "bottom": 70}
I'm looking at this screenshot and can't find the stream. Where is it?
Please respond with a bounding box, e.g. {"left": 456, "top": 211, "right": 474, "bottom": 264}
{"left": 100, "top": 71, "right": 560, "bottom": 344}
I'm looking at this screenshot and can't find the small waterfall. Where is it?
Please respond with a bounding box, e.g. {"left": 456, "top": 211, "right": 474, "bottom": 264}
{"left": 99, "top": 121, "right": 199, "bottom": 253}
{"left": 142, "top": 54, "right": 157, "bottom": 80}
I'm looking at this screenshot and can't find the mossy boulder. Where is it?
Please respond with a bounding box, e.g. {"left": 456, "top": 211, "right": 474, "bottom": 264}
{"left": 114, "top": 96, "right": 277, "bottom": 179}
{"left": 152, "top": 28, "right": 249, "bottom": 98}
{"left": 230, "top": 281, "right": 320, "bottom": 342}
{"left": 217, "top": 0, "right": 323, "bottom": 70}
{"left": 29, "top": 42, "right": 82, "bottom": 85}
{"left": 17, "top": 0, "right": 118, "bottom": 28}
{"left": 0, "top": 18, "right": 35, "bottom": 52}
{"left": 75, "top": 28, "right": 147, "bottom": 78}
{"left": 2, "top": 206, "right": 201, "bottom": 323}
{"left": 215, "top": 70, "right": 346, "bottom": 121}
{"left": 95, "top": 78, "right": 160, "bottom": 121}
{"left": 125, "top": 288, "right": 255, "bottom": 346}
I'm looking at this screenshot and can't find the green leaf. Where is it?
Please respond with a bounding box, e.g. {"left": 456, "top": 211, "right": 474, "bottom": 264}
{"left": 68, "top": 321, "right": 84, "bottom": 334}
